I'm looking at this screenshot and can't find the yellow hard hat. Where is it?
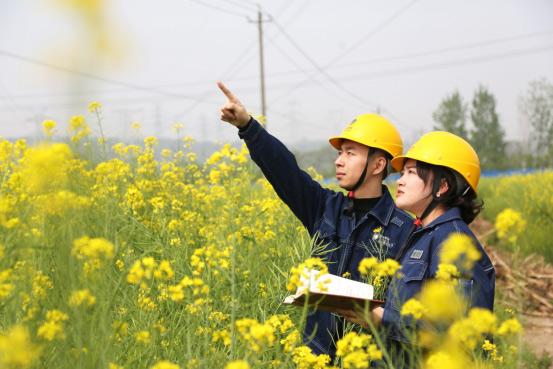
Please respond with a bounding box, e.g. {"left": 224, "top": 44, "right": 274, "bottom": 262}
{"left": 329, "top": 114, "right": 403, "bottom": 159}
{"left": 391, "top": 131, "right": 480, "bottom": 191}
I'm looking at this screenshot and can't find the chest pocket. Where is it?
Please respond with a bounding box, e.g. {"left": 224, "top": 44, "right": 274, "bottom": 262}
{"left": 316, "top": 220, "right": 337, "bottom": 241}
{"left": 313, "top": 220, "right": 339, "bottom": 255}
{"left": 401, "top": 260, "right": 428, "bottom": 282}
{"left": 390, "top": 260, "right": 428, "bottom": 311}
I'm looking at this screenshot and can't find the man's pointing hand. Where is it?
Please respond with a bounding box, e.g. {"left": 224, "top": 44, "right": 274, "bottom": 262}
{"left": 217, "top": 81, "right": 250, "bottom": 128}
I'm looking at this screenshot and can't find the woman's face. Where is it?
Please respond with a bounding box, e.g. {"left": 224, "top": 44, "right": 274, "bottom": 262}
{"left": 395, "top": 159, "right": 434, "bottom": 216}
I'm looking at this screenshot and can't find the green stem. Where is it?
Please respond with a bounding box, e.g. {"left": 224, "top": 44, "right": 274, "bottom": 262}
{"left": 95, "top": 110, "right": 107, "bottom": 160}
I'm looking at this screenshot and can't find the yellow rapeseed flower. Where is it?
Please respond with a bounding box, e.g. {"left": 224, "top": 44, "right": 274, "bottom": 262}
{"left": 497, "top": 318, "right": 522, "bottom": 336}
{"left": 88, "top": 101, "right": 102, "bottom": 113}
{"left": 448, "top": 308, "right": 496, "bottom": 349}
{"left": 135, "top": 330, "right": 150, "bottom": 344}
{"left": 71, "top": 236, "right": 115, "bottom": 270}
{"left": 0, "top": 325, "right": 41, "bottom": 368}
{"left": 69, "top": 288, "right": 96, "bottom": 307}
{"left": 439, "top": 233, "right": 480, "bottom": 271}
{"left": 375, "top": 259, "right": 400, "bottom": 277}
{"left": 482, "top": 339, "right": 503, "bottom": 362}
{"left": 418, "top": 280, "right": 465, "bottom": 323}
{"left": 400, "top": 298, "right": 427, "bottom": 319}
{"left": 292, "top": 345, "right": 331, "bottom": 369}
{"left": 0, "top": 269, "right": 14, "bottom": 300}
{"left": 358, "top": 257, "right": 378, "bottom": 276}
{"left": 235, "top": 318, "right": 276, "bottom": 352}
{"left": 224, "top": 360, "right": 250, "bottom": 369}
{"left": 115, "top": 259, "right": 124, "bottom": 270}
{"left": 144, "top": 136, "right": 158, "bottom": 147}
{"left": 137, "top": 293, "right": 157, "bottom": 311}
{"left": 280, "top": 330, "right": 301, "bottom": 353}
{"left": 37, "top": 310, "right": 69, "bottom": 341}
{"left": 172, "top": 122, "right": 184, "bottom": 134}
{"left": 335, "top": 332, "right": 382, "bottom": 369}
{"left": 68, "top": 115, "right": 91, "bottom": 143}
{"left": 435, "top": 263, "right": 460, "bottom": 282}
{"left": 17, "top": 143, "right": 73, "bottom": 195}
{"left": 495, "top": 208, "right": 526, "bottom": 244}
{"left": 424, "top": 349, "right": 467, "bottom": 369}
{"left": 212, "top": 329, "right": 231, "bottom": 346}
{"left": 131, "top": 121, "right": 141, "bottom": 131}
{"left": 154, "top": 261, "right": 174, "bottom": 280}
{"left": 42, "top": 120, "right": 57, "bottom": 138}
{"left": 287, "top": 258, "right": 328, "bottom": 292}
{"left": 150, "top": 360, "right": 180, "bottom": 369}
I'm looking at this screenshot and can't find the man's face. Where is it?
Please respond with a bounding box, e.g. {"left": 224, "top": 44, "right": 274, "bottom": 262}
{"left": 334, "top": 140, "right": 370, "bottom": 190}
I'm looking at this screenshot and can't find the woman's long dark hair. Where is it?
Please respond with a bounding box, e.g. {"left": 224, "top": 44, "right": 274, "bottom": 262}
{"left": 415, "top": 161, "right": 483, "bottom": 224}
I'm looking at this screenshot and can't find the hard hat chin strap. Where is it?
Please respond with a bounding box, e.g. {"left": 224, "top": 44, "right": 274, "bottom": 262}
{"left": 348, "top": 148, "right": 373, "bottom": 198}
{"left": 415, "top": 176, "right": 444, "bottom": 227}
{"left": 416, "top": 196, "right": 439, "bottom": 227}
{"left": 344, "top": 148, "right": 373, "bottom": 216}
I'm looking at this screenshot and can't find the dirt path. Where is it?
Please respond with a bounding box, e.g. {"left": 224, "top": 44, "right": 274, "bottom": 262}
{"left": 522, "top": 314, "right": 553, "bottom": 360}
{"left": 470, "top": 217, "right": 553, "bottom": 364}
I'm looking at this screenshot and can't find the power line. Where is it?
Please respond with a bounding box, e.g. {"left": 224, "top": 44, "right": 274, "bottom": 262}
{"left": 215, "top": 0, "right": 257, "bottom": 12}
{"left": 102, "top": 28, "right": 553, "bottom": 90}
{"left": 187, "top": 0, "right": 250, "bottom": 18}
{"left": 269, "top": 17, "right": 413, "bottom": 132}
{"left": 174, "top": 3, "right": 311, "bottom": 119}
{"left": 0, "top": 94, "right": 219, "bottom": 114}
{"left": 266, "top": 34, "right": 321, "bottom": 86}
{"left": 334, "top": 29, "right": 553, "bottom": 69}
{"left": 327, "top": 0, "right": 421, "bottom": 66}
{"left": 7, "top": 41, "right": 552, "bottom": 112}
{"left": 3, "top": 42, "right": 550, "bottom": 115}
{"left": 270, "top": 0, "right": 421, "bottom": 103}
{"left": 271, "top": 18, "right": 381, "bottom": 111}
{"left": 276, "top": 0, "right": 311, "bottom": 25}
{"left": 336, "top": 44, "right": 553, "bottom": 82}
{"left": 268, "top": 32, "right": 553, "bottom": 104}
{"left": 0, "top": 79, "right": 30, "bottom": 122}
{"left": 266, "top": 33, "right": 396, "bottom": 124}
{"left": 231, "top": 0, "right": 258, "bottom": 8}
{"left": 4, "top": 30, "right": 553, "bottom": 104}
{"left": 0, "top": 49, "right": 217, "bottom": 103}
{"left": 173, "top": 38, "right": 258, "bottom": 119}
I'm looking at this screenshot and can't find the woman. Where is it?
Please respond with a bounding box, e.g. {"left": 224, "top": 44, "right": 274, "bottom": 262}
{"left": 338, "top": 131, "right": 496, "bottom": 364}
{"left": 375, "top": 131, "right": 496, "bottom": 341}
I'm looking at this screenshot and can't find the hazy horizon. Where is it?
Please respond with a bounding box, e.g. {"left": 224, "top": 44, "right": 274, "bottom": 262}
{"left": 1, "top": 0, "right": 552, "bottom": 148}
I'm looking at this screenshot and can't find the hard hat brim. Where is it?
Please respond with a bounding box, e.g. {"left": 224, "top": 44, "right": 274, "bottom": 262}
{"left": 328, "top": 136, "right": 343, "bottom": 150}
{"left": 391, "top": 156, "right": 407, "bottom": 172}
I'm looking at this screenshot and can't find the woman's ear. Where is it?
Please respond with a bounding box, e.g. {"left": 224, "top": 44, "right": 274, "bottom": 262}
{"left": 437, "top": 178, "right": 450, "bottom": 197}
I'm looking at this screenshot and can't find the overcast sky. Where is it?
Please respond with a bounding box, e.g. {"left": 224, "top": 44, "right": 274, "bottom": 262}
{"left": 1, "top": 0, "right": 552, "bottom": 148}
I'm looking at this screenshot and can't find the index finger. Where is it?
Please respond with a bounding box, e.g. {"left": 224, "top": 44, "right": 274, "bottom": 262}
{"left": 217, "top": 81, "right": 239, "bottom": 103}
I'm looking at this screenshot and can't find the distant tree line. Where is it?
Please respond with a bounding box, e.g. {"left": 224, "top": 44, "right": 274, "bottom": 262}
{"left": 433, "top": 78, "right": 553, "bottom": 170}
{"left": 295, "top": 78, "right": 553, "bottom": 176}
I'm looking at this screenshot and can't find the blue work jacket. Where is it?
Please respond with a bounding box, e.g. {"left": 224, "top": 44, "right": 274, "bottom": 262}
{"left": 382, "top": 207, "right": 496, "bottom": 342}
{"left": 238, "top": 118, "right": 414, "bottom": 357}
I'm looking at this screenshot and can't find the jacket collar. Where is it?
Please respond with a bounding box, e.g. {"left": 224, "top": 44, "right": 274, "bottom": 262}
{"left": 367, "top": 185, "right": 395, "bottom": 226}
{"left": 419, "top": 207, "right": 463, "bottom": 230}
{"left": 341, "top": 185, "right": 396, "bottom": 226}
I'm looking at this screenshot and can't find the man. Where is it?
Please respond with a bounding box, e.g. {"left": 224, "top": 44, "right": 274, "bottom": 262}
{"left": 217, "top": 81, "right": 413, "bottom": 358}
